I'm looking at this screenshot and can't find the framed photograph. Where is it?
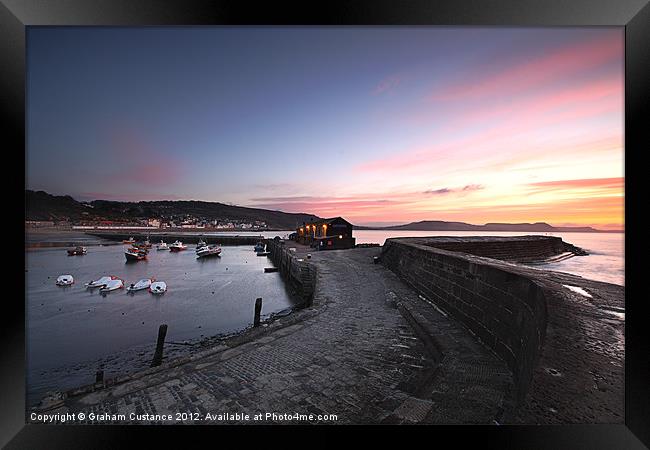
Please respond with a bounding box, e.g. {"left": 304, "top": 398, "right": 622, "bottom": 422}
{"left": 4, "top": 0, "right": 648, "bottom": 447}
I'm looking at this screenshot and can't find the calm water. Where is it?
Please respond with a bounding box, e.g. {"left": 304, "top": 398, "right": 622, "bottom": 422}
{"left": 26, "top": 243, "right": 298, "bottom": 405}
{"left": 353, "top": 230, "right": 624, "bottom": 286}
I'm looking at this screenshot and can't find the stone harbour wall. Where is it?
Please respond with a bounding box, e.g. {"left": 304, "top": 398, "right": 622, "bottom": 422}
{"left": 381, "top": 237, "right": 551, "bottom": 404}
{"left": 418, "top": 235, "right": 587, "bottom": 262}
{"left": 266, "top": 240, "right": 316, "bottom": 305}
{"left": 85, "top": 231, "right": 263, "bottom": 246}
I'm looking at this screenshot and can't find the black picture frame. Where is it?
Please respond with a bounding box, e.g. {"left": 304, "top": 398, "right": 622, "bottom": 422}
{"left": 3, "top": 0, "right": 648, "bottom": 447}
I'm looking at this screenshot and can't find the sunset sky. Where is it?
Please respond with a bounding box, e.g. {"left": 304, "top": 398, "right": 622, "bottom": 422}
{"left": 27, "top": 27, "right": 624, "bottom": 230}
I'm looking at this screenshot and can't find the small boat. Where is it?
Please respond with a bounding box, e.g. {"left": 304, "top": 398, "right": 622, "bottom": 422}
{"left": 127, "top": 278, "right": 154, "bottom": 292}
{"left": 169, "top": 241, "right": 187, "bottom": 252}
{"left": 100, "top": 278, "right": 124, "bottom": 292}
{"left": 142, "top": 239, "right": 152, "bottom": 248}
{"left": 122, "top": 237, "right": 136, "bottom": 244}
{"left": 254, "top": 242, "right": 265, "bottom": 252}
{"left": 67, "top": 246, "right": 87, "bottom": 256}
{"left": 85, "top": 275, "right": 119, "bottom": 288}
{"left": 56, "top": 275, "right": 74, "bottom": 286}
{"left": 156, "top": 240, "right": 168, "bottom": 251}
{"left": 125, "top": 247, "right": 147, "bottom": 261}
{"left": 149, "top": 281, "right": 167, "bottom": 294}
{"left": 196, "top": 244, "right": 222, "bottom": 258}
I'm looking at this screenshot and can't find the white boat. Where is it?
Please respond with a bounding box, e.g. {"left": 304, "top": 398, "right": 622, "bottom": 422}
{"left": 156, "top": 240, "right": 168, "bottom": 250}
{"left": 100, "top": 279, "right": 124, "bottom": 292}
{"left": 56, "top": 275, "right": 74, "bottom": 286}
{"left": 196, "top": 244, "right": 222, "bottom": 258}
{"left": 169, "top": 241, "right": 187, "bottom": 252}
{"left": 149, "top": 281, "right": 167, "bottom": 294}
{"left": 85, "top": 275, "right": 119, "bottom": 288}
{"left": 127, "top": 278, "right": 154, "bottom": 292}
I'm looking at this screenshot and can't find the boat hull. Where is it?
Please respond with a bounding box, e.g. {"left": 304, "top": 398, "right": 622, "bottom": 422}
{"left": 197, "top": 248, "right": 222, "bottom": 258}
{"left": 56, "top": 275, "right": 74, "bottom": 286}
{"left": 149, "top": 281, "right": 167, "bottom": 294}
{"left": 125, "top": 252, "right": 147, "bottom": 261}
{"left": 100, "top": 279, "right": 124, "bottom": 292}
{"left": 127, "top": 279, "right": 153, "bottom": 292}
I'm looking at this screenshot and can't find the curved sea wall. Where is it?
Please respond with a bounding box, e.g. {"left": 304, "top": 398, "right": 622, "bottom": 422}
{"left": 381, "top": 237, "right": 552, "bottom": 403}
{"left": 416, "top": 235, "right": 587, "bottom": 262}
{"left": 381, "top": 235, "right": 624, "bottom": 421}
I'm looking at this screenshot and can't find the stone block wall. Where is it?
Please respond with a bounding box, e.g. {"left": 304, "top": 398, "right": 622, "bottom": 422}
{"left": 419, "top": 235, "right": 587, "bottom": 262}
{"left": 381, "top": 238, "right": 550, "bottom": 403}
{"left": 267, "top": 240, "right": 316, "bottom": 305}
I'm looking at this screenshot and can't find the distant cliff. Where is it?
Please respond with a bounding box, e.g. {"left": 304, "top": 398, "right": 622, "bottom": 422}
{"left": 355, "top": 220, "right": 610, "bottom": 233}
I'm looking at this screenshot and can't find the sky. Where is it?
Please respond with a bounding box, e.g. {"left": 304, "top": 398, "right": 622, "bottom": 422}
{"left": 27, "top": 27, "right": 624, "bottom": 229}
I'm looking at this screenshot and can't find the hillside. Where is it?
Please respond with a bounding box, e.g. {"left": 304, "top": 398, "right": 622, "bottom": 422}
{"left": 25, "top": 190, "right": 320, "bottom": 230}
{"left": 363, "top": 220, "right": 604, "bottom": 233}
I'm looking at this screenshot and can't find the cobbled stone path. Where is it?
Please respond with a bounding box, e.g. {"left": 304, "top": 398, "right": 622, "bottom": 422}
{"left": 42, "top": 248, "right": 513, "bottom": 424}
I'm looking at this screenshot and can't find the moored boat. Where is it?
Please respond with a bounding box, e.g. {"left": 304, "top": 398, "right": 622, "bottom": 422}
{"left": 196, "top": 244, "right": 222, "bottom": 258}
{"left": 100, "top": 278, "right": 124, "bottom": 292}
{"left": 127, "top": 278, "right": 154, "bottom": 292}
{"left": 122, "top": 237, "right": 136, "bottom": 244}
{"left": 56, "top": 275, "right": 74, "bottom": 286}
{"left": 254, "top": 242, "right": 265, "bottom": 252}
{"left": 125, "top": 247, "right": 147, "bottom": 261}
{"left": 85, "top": 275, "right": 119, "bottom": 288}
{"left": 156, "top": 240, "right": 168, "bottom": 250}
{"left": 67, "top": 246, "right": 87, "bottom": 256}
{"left": 169, "top": 241, "right": 187, "bottom": 252}
{"left": 149, "top": 281, "right": 167, "bottom": 294}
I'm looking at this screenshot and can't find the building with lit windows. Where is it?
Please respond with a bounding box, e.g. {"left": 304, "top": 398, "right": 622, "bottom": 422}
{"left": 295, "top": 217, "right": 355, "bottom": 250}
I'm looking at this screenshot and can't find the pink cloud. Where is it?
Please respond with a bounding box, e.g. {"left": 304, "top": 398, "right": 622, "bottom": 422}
{"left": 431, "top": 31, "right": 622, "bottom": 101}
{"left": 357, "top": 73, "right": 622, "bottom": 174}
{"left": 100, "top": 126, "right": 187, "bottom": 188}
{"left": 527, "top": 177, "right": 623, "bottom": 189}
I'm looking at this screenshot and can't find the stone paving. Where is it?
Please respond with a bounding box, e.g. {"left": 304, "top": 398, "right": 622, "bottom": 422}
{"left": 37, "top": 247, "right": 513, "bottom": 425}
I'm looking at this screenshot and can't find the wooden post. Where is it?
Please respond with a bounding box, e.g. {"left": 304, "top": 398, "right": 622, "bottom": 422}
{"left": 254, "top": 298, "right": 263, "bottom": 327}
{"left": 95, "top": 369, "right": 104, "bottom": 383}
{"left": 151, "top": 324, "right": 168, "bottom": 367}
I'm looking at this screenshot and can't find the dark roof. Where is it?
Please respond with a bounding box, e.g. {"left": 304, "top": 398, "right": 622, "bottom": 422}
{"left": 318, "top": 217, "right": 352, "bottom": 225}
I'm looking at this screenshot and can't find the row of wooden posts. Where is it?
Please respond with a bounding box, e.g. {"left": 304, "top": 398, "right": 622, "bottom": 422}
{"left": 95, "top": 298, "right": 265, "bottom": 382}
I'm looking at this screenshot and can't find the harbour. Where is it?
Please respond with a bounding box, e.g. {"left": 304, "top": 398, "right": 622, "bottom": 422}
{"left": 26, "top": 240, "right": 301, "bottom": 406}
